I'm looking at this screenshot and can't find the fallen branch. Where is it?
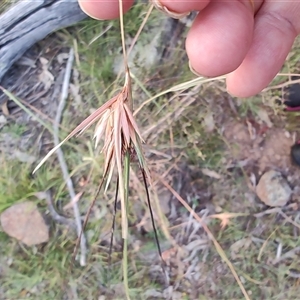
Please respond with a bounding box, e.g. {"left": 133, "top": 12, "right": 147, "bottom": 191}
{"left": 0, "top": 0, "right": 86, "bottom": 82}
{"left": 36, "top": 191, "right": 76, "bottom": 229}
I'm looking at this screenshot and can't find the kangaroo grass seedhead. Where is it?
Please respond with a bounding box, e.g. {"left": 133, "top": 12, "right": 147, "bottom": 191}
{"left": 34, "top": 70, "right": 149, "bottom": 244}
{"left": 34, "top": 71, "right": 149, "bottom": 179}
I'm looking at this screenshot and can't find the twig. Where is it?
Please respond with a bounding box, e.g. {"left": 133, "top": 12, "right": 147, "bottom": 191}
{"left": 254, "top": 207, "right": 300, "bottom": 230}
{"left": 288, "top": 271, "right": 300, "bottom": 279}
{"left": 273, "top": 246, "right": 300, "bottom": 265}
{"left": 36, "top": 191, "right": 76, "bottom": 229}
{"left": 254, "top": 207, "right": 281, "bottom": 218}
{"left": 54, "top": 48, "right": 87, "bottom": 266}
{"left": 278, "top": 210, "right": 300, "bottom": 230}
{"left": 262, "top": 76, "right": 300, "bottom": 92}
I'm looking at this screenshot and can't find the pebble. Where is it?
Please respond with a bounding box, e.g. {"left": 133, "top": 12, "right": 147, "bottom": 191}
{"left": 256, "top": 170, "right": 292, "bottom": 207}
{"left": 0, "top": 201, "right": 49, "bottom": 246}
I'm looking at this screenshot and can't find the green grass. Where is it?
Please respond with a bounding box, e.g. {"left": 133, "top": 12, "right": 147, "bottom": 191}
{"left": 1, "top": 123, "right": 28, "bottom": 137}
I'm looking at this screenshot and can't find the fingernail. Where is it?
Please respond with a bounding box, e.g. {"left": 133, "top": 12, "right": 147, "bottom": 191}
{"left": 78, "top": 1, "right": 106, "bottom": 20}
{"left": 188, "top": 60, "right": 202, "bottom": 77}
{"left": 150, "top": 0, "right": 190, "bottom": 19}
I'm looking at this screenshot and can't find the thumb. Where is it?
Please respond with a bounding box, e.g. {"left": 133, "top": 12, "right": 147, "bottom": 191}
{"left": 78, "top": 0, "right": 134, "bottom": 20}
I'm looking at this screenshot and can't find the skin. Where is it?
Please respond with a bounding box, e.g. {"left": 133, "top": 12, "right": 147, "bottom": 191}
{"left": 78, "top": 0, "right": 300, "bottom": 98}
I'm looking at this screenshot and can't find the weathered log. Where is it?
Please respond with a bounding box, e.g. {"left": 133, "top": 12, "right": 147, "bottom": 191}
{"left": 0, "top": 0, "right": 87, "bottom": 82}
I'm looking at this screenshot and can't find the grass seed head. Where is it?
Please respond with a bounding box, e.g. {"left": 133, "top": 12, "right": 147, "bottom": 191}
{"left": 33, "top": 71, "right": 150, "bottom": 239}
{"left": 34, "top": 77, "right": 150, "bottom": 186}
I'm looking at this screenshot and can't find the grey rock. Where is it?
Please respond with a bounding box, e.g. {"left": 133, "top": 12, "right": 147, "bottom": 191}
{"left": 256, "top": 170, "right": 292, "bottom": 207}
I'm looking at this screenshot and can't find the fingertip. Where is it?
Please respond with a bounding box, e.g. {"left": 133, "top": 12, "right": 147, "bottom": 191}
{"left": 226, "top": 9, "right": 298, "bottom": 98}
{"left": 157, "top": 0, "right": 209, "bottom": 14}
{"left": 186, "top": 2, "right": 253, "bottom": 77}
{"left": 226, "top": 72, "right": 263, "bottom": 98}
{"left": 78, "top": 0, "right": 134, "bottom": 20}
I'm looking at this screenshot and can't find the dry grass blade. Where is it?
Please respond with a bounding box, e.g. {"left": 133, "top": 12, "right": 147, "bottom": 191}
{"left": 0, "top": 87, "right": 55, "bottom": 134}
{"left": 33, "top": 94, "right": 119, "bottom": 173}
{"left": 159, "top": 177, "right": 251, "bottom": 300}
{"left": 209, "top": 212, "right": 249, "bottom": 229}
{"left": 133, "top": 75, "right": 226, "bottom": 116}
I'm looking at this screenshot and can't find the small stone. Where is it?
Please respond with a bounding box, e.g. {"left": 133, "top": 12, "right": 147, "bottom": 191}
{"left": 0, "top": 201, "right": 49, "bottom": 246}
{"left": 275, "top": 154, "right": 281, "bottom": 161}
{"left": 284, "top": 131, "right": 291, "bottom": 138}
{"left": 256, "top": 170, "right": 292, "bottom": 207}
{"left": 0, "top": 115, "right": 7, "bottom": 124}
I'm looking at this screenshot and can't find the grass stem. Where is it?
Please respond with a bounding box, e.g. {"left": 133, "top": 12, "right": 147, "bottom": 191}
{"left": 123, "top": 151, "right": 131, "bottom": 299}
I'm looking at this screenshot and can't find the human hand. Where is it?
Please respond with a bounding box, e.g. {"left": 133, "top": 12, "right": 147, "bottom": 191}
{"left": 78, "top": 0, "right": 300, "bottom": 97}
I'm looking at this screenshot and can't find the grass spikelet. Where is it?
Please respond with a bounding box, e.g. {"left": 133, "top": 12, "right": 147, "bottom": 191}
{"left": 34, "top": 69, "right": 148, "bottom": 237}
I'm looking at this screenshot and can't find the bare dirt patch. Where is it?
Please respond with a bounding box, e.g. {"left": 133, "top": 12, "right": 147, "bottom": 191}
{"left": 224, "top": 116, "right": 300, "bottom": 184}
